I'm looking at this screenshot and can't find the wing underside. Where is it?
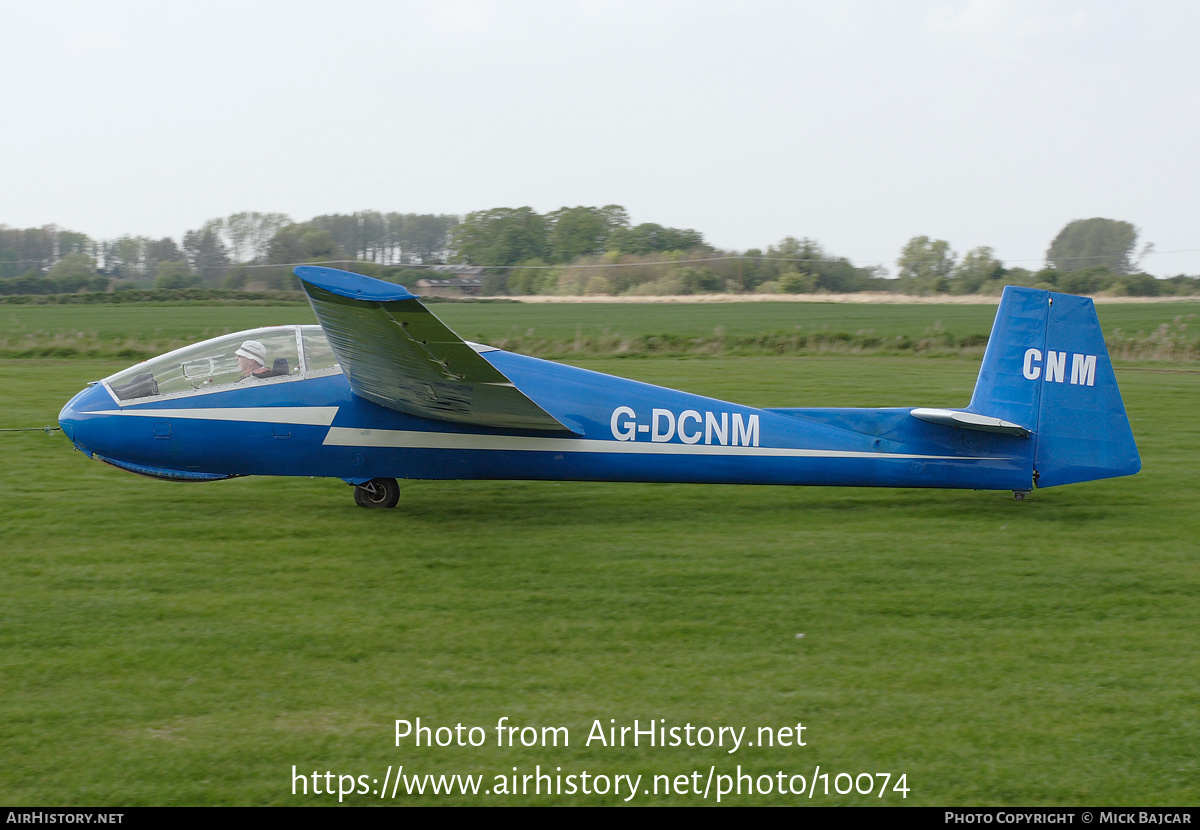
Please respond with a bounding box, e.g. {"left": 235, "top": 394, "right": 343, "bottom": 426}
{"left": 297, "top": 266, "right": 575, "bottom": 433}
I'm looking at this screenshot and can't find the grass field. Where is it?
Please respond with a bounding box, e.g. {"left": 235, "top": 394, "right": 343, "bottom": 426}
{"left": 4, "top": 300, "right": 1198, "bottom": 360}
{"left": 1, "top": 303, "right": 1198, "bottom": 805}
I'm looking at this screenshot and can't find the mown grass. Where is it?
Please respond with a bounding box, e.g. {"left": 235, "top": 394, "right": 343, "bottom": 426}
{"left": 2, "top": 352, "right": 1198, "bottom": 806}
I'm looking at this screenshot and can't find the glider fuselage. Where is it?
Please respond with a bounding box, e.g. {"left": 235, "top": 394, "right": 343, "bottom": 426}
{"left": 60, "top": 344, "right": 1033, "bottom": 490}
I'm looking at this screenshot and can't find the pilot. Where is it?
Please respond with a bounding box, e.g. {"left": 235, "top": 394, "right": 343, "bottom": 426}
{"left": 235, "top": 340, "right": 274, "bottom": 380}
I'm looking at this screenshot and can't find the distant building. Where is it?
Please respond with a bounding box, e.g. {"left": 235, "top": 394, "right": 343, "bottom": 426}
{"left": 415, "top": 265, "right": 485, "bottom": 297}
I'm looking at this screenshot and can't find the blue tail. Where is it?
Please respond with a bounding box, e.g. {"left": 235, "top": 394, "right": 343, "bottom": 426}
{"left": 968, "top": 286, "right": 1140, "bottom": 488}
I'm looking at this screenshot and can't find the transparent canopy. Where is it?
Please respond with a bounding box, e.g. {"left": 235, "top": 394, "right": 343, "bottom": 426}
{"left": 103, "top": 326, "right": 341, "bottom": 402}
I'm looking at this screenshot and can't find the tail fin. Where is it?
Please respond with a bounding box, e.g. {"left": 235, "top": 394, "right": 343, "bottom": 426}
{"left": 969, "top": 286, "right": 1140, "bottom": 488}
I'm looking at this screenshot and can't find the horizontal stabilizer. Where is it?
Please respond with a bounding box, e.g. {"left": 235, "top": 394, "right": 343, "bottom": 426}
{"left": 296, "top": 266, "right": 577, "bottom": 434}
{"left": 909, "top": 408, "right": 1030, "bottom": 437}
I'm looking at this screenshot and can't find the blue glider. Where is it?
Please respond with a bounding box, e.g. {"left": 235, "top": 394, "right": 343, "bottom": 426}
{"left": 58, "top": 266, "right": 1140, "bottom": 507}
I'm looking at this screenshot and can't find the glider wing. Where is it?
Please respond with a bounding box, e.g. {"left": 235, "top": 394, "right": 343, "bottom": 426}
{"left": 296, "top": 266, "right": 575, "bottom": 433}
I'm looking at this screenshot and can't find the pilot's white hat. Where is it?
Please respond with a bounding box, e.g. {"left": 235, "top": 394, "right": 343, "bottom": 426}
{"left": 235, "top": 340, "right": 267, "bottom": 366}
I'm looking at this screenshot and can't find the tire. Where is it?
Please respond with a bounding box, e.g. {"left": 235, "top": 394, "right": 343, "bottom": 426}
{"left": 353, "top": 477, "right": 400, "bottom": 508}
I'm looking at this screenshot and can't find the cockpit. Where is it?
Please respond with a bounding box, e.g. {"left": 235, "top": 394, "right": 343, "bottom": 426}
{"left": 103, "top": 325, "right": 342, "bottom": 403}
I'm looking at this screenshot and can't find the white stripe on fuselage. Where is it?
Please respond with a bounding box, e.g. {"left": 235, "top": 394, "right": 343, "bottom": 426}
{"left": 322, "top": 426, "right": 1000, "bottom": 460}
{"left": 90, "top": 407, "right": 339, "bottom": 426}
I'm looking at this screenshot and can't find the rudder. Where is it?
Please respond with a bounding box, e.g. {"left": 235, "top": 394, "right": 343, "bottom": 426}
{"left": 968, "top": 286, "right": 1140, "bottom": 488}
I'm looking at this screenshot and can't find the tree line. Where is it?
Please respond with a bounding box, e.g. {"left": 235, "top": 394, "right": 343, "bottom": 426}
{"left": 1, "top": 210, "right": 1196, "bottom": 298}
{"left": 891, "top": 219, "right": 1193, "bottom": 297}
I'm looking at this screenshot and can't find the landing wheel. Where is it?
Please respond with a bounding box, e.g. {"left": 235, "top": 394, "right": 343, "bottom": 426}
{"left": 1012, "top": 489, "right": 1031, "bottom": 501}
{"left": 354, "top": 477, "right": 400, "bottom": 508}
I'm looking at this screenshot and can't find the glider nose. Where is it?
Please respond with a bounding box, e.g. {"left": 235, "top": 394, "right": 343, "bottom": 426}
{"left": 58, "top": 382, "right": 106, "bottom": 454}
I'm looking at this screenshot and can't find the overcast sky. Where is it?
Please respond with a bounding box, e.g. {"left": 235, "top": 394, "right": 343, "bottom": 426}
{"left": 2, "top": 0, "right": 1197, "bottom": 275}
